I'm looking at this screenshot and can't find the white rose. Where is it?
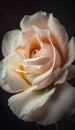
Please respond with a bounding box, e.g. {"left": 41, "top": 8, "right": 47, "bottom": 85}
{"left": 0, "top": 11, "right": 75, "bottom": 125}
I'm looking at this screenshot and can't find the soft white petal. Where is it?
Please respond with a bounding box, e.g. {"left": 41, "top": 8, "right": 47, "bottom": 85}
{"left": 33, "top": 68, "right": 61, "bottom": 90}
{"left": 20, "top": 11, "right": 48, "bottom": 31}
{"left": 0, "top": 60, "right": 23, "bottom": 93}
{"left": 22, "top": 57, "right": 50, "bottom": 73}
{"left": 20, "top": 56, "right": 51, "bottom": 83}
{"left": 54, "top": 38, "right": 75, "bottom": 85}
{"left": 15, "top": 82, "right": 75, "bottom": 126}
{"left": 8, "top": 86, "right": 55, "bottom": 120}
{"left": 39, "top": 82, "right": 75, "bottom": 125}
{"left": 0, "top": 59, "right": 17, "bottom": 93}
{"left": 48, "top": 13, "right": 68, "bottom": 45}
{"left": 54, "top": 69, "right": 68, "bottom": 85}
{"left": 0, "top": 52, "right": 30, "bottom": 93}
{"left": 17, "top": 26, "right": 43, "bottom": 58}
{"left": 22, "top": 57, "right": 51, "bottom": 74}
{"left": 19, "top": 37, "right": 56, "bottom": 84}
{"left": 32, "top": 42, "right": 56, "bottom": 85}
{"left": 48, "top": 13, "right": 69, "bottom": 61}
{"left": 2, "top": 30, "right": 22, "bottom": 57}
{"left": 4, "top": 65, "right": 30, "bottom": 93}
{"left": 22, "top": 57, "right": 50, "bottom": 66}
{"left": 67, "top": 64, "right": 75, "bottom": 80}
{"left": 63, "top": 37, "right": 75, "bottom": 70}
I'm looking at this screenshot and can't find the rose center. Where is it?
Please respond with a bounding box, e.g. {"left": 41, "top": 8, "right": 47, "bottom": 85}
{"left": 31, "top": 49, "right": 39, "bottom": 57}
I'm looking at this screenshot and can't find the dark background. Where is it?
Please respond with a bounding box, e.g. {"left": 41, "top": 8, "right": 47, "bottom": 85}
{"left": 0, "top": 0, "right": 75, "bottom": 130}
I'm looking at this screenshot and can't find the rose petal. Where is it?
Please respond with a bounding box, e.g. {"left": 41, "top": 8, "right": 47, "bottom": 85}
{"left": 4, "top": 65, "right": 30, "bottom": 93}
{"left": 0, "top": 62, "right": 27, "bottom": 93}
{"left": 33, "top": 42, "right": 62, "bottom": 68}
{"left": 8, "top": 82, "right": 75, "bottom": 126}
{"left": 55, "top": 38, "right": 75, "bottom": 85}
{"left": 0, "top": 52, "right": 30, "bottom": 93}
{"left": 20, "top": 11, "right": 48, "bottom": 31}
{"left": 2, "top": 30, "right": 22, "bottom": 57}
{"left": 22, "top": 57, "right": 50, "bottom": 66}
{"left": 18, "top": 26, "right": 43, "bottom": 58}
{"left": 38, "top": 82, "right": 75, "bottom": 125}
{"left": 48, "top": 13, "right": 69, "bottom": 61}
{"left": 62, "top": 37, "right": 75, "bottom": 70}
{"left": 8, "top": 86, "right": 55, "bottom": 120}
{"left": 14, "top": 81, "right": 75, "bottom": 125}
{"left": 23, "top": 57, "right": 53, "bottom": 84}
{"left": 22, "top": 57, "right": 51, "bottom": 74}
{"left": 20, "top": 57, "right": 51, "bottom": 84}
{"left": 54, "top": 69, "right": 68, "bottom": 85}
{"left": 33, "top": 68, "right": 61, "bottom": 90}
{"left": 17, "top": 38, "right": 56, "bottom": 82}
{"left": 32, "top": 42, "right": 56, "bottom": 85}
{"left": 67, "top": 64, "right": 75, "bottom": 80}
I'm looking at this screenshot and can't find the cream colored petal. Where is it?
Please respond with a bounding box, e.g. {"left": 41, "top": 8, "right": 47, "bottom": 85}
{"left": 2, "top": 30, "right": 22, "bottom": 57}
{"left": 16, "top": 82, "right": 75, "bottom": 126}
{"left": 22, "top": 57, "right": 52, "bottom": 84}
{"left": 18, "top": 26, "right": 43, "bottom": 58}
{"left": 19, "top": 37, "right": 56, "bottom": 84}
{"left": 33, "top": 68, "right": 61, "bottom": 90}
{"left": 4, "top": 65, "right": 30, "bottom": 93}
{"left": 54, "top": 69, "right": 68, "bottom": 85}
{"left": 20, "top": 11, "right": 48, "bottom": 31}
{"left": 8, "top": 82, "right": 75, "bottom": 126}
{"left": 32, "top": 43, "right": 56, "bottom": 85}
{"left": 48, "top": 13, "right": 68, "bottom": 45}
{"left": 48, "top": 13, "right": 69, "bottom": 61}
{"left": 0, "top": 56, "right": 13, "bottom": 92}
{"left": 55, "top": 38, "right": 75, "bottom": 85}
{"left": 0, "top": 59, "right": 22, "bottom": 93}
{"left": 62, "top": 37, "right": 75, "bottom": 70}
{"left": 67, "top": 64, "right": 75, "bottom": 80}
{"left": 22, "top": 57, "right": 50, "bottom": 66}
{"left": 0, "top": 63, "right": 25, "bottom": 93}
{"left": 22, "top": 57, "right": 51, "bottom": 80}
{"left": 38, "top": 82, "right": 75, "bottom": 125}
{"left": 0, "top": 52, "right": 30, "bottom": 93}
{"left": 8, "top": 86, "right": 55, "bottom": 120}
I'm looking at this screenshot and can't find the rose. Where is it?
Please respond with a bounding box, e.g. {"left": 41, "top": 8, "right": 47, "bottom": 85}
{"left": 0, "top": 11, "right": 75, "bottom": 125}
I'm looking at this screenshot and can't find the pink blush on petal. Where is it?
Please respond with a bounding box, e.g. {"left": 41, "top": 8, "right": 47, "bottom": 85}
{"left": 54, "top": 47, "right": 62, "bottom": 69}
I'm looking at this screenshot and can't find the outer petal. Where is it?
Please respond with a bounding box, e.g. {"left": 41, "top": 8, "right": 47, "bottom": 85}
{"left": 2, "top": 30, "right": 22, "bottom": 57}
{"left": 38, "top": 82, "right": 75, "bottom": 125}
{"left": 62, "top": 37, "right": 75, "bottom": 70}
{"left": 54, "top": 38, "right": 75, "bottom": 85}
{"left": 48, "top": 13, "right": 69, "bottom": 61}
{"left": 33, "top": 68, "right": 61, "bottom": 90}
{"left": 11, "top": 81, "right": 75, "bottom": 126}
{"left": 20, "top": 11, "right": 48, "bottom": 31}
{"left": 67, "top": 64, "right": 75, "bottom": 80}
{"left": 0, "top": 52, "right": 30, "bottom": 93}
{"left": 8, "top": 86, "right": 55, "bottom": 121}
{"left": 54, "top": 69, "right": 68, "bottom": 85}
{"left": 14, "top": 57, "right": 51, "bottom": 84}
{"left": 4, "top": 65, "right": 30, "bottom": 93}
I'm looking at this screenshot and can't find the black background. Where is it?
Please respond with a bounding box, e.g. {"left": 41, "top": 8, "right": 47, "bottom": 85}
{"left": 0, "top": 0, "right": 75, "bottom": 130}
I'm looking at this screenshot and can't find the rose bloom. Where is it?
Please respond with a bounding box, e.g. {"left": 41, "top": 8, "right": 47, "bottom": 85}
{"left": 0, "top": 12, "right": 75, "bottom": 125}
